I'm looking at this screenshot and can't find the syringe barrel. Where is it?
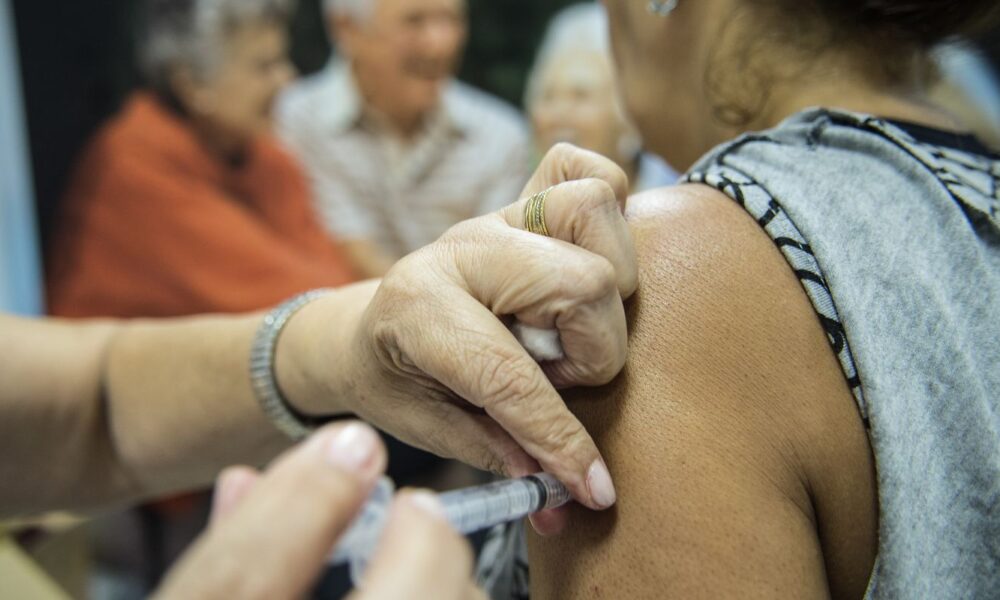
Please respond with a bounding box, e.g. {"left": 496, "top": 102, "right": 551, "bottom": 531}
{"left": 328, "top": 473, "right": 573, "bottom": 585}
{"left": 438, "top": 473, "right": 572, "bottom": 535}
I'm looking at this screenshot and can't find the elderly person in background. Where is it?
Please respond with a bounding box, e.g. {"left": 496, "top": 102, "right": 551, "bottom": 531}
{"left": 47, "top": 0, "right": 356, "bottom": 319}
{"left": 278, "top": 0, "right": 532, "bottom": 278}
{"left": 525, "top": 2, "right": 676, "bottom": 194}
{"left": 45, "top": 0, "right": 359, "bottom": 589}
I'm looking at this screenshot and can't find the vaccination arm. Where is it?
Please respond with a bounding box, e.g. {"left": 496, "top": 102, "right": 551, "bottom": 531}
{"left": 528, "top": 186, "right": 878, "bottom": 599}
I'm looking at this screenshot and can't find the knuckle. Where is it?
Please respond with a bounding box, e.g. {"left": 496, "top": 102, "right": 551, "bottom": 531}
{"left": 590, "top": 349, "right": 625, "bottom": 385}
{"left": 573, "top": 257, "right": 617, "bottom": 302}
{"left": 477, "top": 350, "right": 545, "bottom": 411}
{"left": 549, "top": 141, "right": 580, "bottom": 160}
{"left": 535, "top": 411, "right": 588, "bottom": 460}
{"left": 576, "top": 178, "right": 618, "bottom": 213}
{"left": 471, "top": 441, "right": 509, "bottom": 476}
{"left": 374, "top": 264, "right": 421, "bottom": 317}
{"left": 567, "top": 352, "right": 620, "bottom": 388}
{"left": 439, "top": 216, "right": 483, "bottom": 243}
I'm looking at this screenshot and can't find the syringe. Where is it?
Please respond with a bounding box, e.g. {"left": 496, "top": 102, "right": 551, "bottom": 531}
{"left": 329, "top": 473, "right": 572, "bottom": 583}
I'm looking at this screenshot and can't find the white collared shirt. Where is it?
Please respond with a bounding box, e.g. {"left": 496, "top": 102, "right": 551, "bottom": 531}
{"left": 278, "top": 60, "right": 532, "bottom": 259}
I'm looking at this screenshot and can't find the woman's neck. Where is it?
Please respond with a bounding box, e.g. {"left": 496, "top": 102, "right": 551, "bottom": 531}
{"left": 757, "top": 79, "right": 962, "bottom": 134}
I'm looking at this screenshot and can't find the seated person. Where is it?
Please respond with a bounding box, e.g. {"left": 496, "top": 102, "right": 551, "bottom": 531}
{"left": 44, "top": 0, "right": 358, "bottom": 588}
{"left": 525, "top": 2, "right": 676, "bottom": 193}
{"left": 47, "top": 0, "right": 356, "bottom": 319}
{"left": 481, "top": 0, "right": 1000, "bottom": 598}
{"left": 278, "top": 0, "right": 532, "bottom": 278}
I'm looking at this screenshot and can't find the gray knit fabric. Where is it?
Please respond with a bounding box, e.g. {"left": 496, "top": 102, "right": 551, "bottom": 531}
{"left": 687, "top": 109, "right": 999, "bottom": 598}
{"left": 478, "top": 109, "right": 999, "bottom": 598}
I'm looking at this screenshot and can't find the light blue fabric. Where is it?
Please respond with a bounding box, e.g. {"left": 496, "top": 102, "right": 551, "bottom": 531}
{"left": 0, "top": 0, "right": 44, "bottom": 315}
{"left": 937, "top": 43, "right": 1000, "bottom": 134}
{"left": 688, "top": 109, "right": 999, "bottom": 599}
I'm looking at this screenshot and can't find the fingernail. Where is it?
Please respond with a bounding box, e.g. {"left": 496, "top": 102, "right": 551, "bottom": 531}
{"left": 210, "top": 473, "right": 239, "bottom": 521}
{"left": 404, "top": 490, "right": 447, "bottom": 521}
{"left": 587, "top": 460, "right": 617, "bottom": 509}
{"left": 324, "top": 423, "right": 379, "bottom": 474}
{"left": 215, "top": 471, "right": 242, "bottom": 506}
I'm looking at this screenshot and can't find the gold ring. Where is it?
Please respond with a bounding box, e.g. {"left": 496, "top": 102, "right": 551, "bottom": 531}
{"left": 524, "top": 187, "right": 553, "bottom": 237}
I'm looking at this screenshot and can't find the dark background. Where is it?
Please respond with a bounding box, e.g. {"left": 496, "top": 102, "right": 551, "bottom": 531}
{"left": 11, "top": 0, "right": 1000, "bottom": 249}
{"left": 10, "top": 0, "right": 581, "bottom": 250}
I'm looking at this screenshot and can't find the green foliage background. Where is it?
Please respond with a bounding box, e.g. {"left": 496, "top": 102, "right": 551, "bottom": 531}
{"left": 290, "top": 0, "right": 586, "bottom": 107}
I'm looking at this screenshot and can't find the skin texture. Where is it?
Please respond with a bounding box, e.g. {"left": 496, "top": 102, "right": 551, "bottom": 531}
{"left": 529, "top": 187, "right": 878, "bottom": 598}
{"left": 332, "top": 0, "right": 468, "bottom": 138}
{"left": 525, "top": 0, "right": 969, "bottom": 595}
{"left": 171, "top": 20, "right": 296, "bottom": 161}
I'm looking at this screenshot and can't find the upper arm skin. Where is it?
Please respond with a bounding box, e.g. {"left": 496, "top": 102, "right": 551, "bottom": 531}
{"left": 529, "top": 185, "right": 877, "bottom": 599}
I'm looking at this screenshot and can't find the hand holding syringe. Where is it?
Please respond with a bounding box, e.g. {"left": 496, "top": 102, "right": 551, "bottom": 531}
{"left": 330, "top": 325, "right": 575, "bottom": 583}
{"left": 329, "top": 473, "right": 572, "bottom": 584}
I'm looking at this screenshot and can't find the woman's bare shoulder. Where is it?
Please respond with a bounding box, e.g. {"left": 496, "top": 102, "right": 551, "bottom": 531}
{"left": 528, "top": 184, "right": 877, "bottom": 599}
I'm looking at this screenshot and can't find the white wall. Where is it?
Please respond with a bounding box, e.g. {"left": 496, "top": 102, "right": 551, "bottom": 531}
{"left": 0, "top": 0, "right": 44, "bottom": 315}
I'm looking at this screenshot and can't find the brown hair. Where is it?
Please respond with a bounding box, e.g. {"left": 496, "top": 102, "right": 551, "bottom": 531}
{"left": 708, "top": 0, "right": 1000, "bottom": 127}
{"left": 804, "top": 1, "right": 1000, "bottom": 49}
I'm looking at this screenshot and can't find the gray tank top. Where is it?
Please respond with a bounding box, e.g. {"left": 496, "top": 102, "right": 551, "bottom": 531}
{"left": 479, "top": 109, "right": 1000, "bottom": 598}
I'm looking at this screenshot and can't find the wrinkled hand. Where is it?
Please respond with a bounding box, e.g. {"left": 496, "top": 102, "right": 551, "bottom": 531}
{"left": 155, "top": 423, "right": 483, "bottom": 600}
{"left": 344, "top": 144, "right": 637, "bottom": 516}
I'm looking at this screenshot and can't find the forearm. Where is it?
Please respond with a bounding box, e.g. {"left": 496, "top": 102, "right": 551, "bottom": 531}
{"left": 100, "top": 281, "right": 381, "bottom": 506}
{"left": 100, "top": 313, "right": 288, "bottom": 504}
{"left": 0, "top": 315, "right": 125, "bottom": 515}
{"left": 0, "top": 282, "right": 379, "bottom": 516}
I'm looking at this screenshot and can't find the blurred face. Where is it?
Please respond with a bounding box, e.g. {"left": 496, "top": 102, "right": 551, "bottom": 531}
{"left": 177, "top": 20, "right": 296, "bottom": 146}
{"left": 337, "top": 0, "right": 468, "bottom": 128}
{"left": 531, "top": 52, "right": 634, "bottom": 167}
{"left": 602, "top": 0, "right": 731, "bottom": 169}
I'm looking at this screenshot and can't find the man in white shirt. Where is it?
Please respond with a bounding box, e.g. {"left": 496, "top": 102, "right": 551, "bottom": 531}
{"left": 279, "top": 0, "right": 531, "bottom": 277}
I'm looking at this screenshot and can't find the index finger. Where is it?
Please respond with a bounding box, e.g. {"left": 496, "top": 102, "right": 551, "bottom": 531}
{"left": 401, "top": 287, "right": 617, "bottom": 511}
{"left": 521, "top": 143, "right": 630, "bottom": 211}
{"left": 156, "top": 423, "right": 387, "bottom": 599}
{"left": 502, "top": 177, "right": 638, "bottom": 298}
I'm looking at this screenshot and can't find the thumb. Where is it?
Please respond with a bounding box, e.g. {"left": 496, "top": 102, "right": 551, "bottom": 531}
{"left": 155, "top": 423, "right": 387, "bottom": 600}
{"left": 209, "top": 466, "right": 260, "bottom": 527}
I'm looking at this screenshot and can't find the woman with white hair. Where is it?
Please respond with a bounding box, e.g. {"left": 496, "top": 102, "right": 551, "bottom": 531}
{"left": 47, "top": 0, "right": 357, "bottom": 320}
{"left": 42, "top": 0, "right": 358, "bottom": 589}
{"left": 525, "top": 2, "right": 676, "bottom": 194}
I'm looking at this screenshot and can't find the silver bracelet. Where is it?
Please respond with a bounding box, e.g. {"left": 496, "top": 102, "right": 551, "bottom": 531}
{"left": 250, "top": 289, "right": 335, "bottom": 440}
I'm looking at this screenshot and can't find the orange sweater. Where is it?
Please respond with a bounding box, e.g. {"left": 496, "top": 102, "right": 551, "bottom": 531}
{"left": 47, "top": 93, "right": 357, "bottom": 318}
